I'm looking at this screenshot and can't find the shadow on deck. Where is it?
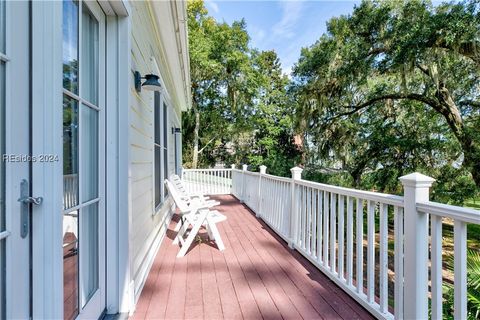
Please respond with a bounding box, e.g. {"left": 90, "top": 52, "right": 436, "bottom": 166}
{"left": 130, "top": 195, "right": 374, "bottom": 320}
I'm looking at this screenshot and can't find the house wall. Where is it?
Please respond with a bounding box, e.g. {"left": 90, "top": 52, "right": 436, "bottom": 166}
{"left": 128, "top": 1, "right": 184, "bottom": 302}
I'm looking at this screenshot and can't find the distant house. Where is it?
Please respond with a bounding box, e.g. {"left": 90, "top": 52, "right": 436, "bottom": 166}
{"left": 1, "top": 1, "right": 190, "bottom": 318}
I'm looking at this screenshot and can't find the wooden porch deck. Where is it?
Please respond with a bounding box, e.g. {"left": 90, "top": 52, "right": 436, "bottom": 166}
{"left": 130, "top": 195, "right": 374, "bottom": 320}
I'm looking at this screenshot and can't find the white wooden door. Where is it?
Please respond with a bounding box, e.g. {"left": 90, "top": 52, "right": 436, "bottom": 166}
{"left": 61, "top": 1, "right": 106, "bottom": 319}
{"left": 1, "top": 1, "right": 32, "bottom": 318}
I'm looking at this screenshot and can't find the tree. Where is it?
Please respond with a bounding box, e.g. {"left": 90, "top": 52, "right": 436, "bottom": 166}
{"left": 185, "top": 1, "right": 300, "bottom": 173}
{"left": 185, "top": 0, "right": 256, "bottom": 168}
{"left": 293, "top": 0, "right": 480, "bottom": 188}
{"left": 245, "top": 50, "right": 301, "bottom": 176}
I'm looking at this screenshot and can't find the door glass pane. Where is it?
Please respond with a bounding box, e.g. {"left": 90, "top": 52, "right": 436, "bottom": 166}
{"left": 80, "top": 203, "right": 98, "bottom": 308}
{"left": 81, "top": 105, "right": 98, "bottom": 202}
{"left": 63, "top": 209, "right": 79, "bottom": 320}
{"left": 62, "top": 0, "right": 79, "bottom": 94}
{"left": 0, "top": 63, "right": 4, "bottom": 232}
{"left": 0, "top": 0, "right": 5, "bottom": 54}
{"left": 0, "top": 60, "right": 5, "bottom": 320}
{"left": 81, "top": 4, "right": 98, "bottom": 105}
{"left": 63, "top": 95, "right": 79, "bottom": 209}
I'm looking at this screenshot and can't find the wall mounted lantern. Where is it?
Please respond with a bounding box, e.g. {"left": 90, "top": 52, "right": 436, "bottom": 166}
{"left": 172, "top": 127, "right": 182, "bottom": 134}
{"left": 134, "top": 71, "right": 162, "bottom": 92}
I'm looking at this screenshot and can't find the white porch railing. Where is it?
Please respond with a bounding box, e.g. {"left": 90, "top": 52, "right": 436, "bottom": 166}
{"left": 63, "top": 174, "right": 78, "bottom": 209}
{"left": 181, "top": 166, "right": 480, "bottom": 320}
{"left": 182, "top": 168, "right": 232, "bottom": 195}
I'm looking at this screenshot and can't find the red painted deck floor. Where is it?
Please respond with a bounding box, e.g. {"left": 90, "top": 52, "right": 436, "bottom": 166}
{"left": 131, "top": 195, "right": 375, "bottom": 320}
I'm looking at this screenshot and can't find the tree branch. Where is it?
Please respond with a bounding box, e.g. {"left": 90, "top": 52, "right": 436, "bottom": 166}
{"left": 198, "top": 136, "right": 217, "bottom": 154}
{"left": 459, "top": 100, "right": 480, "bottom": 109}
{"left": 326, "top": 92, "right": 441, "bottom": 122}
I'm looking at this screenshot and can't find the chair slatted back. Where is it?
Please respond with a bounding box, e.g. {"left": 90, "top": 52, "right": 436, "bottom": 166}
{"left": 164, "top": 179, "right": 191, "bottom": 213}
{"left": 170, "top": 174, "right": 188, "bottom": 197}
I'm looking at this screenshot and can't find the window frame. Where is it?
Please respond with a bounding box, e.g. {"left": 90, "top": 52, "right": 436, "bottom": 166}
{"left": 162, "top": 101, "right": 168, "bottom": 199}
{"left": 154, "top": 91, "right": 162, "bottom": 209}
{"left": 154, "top": 91, "right": 170, "bottom": 211}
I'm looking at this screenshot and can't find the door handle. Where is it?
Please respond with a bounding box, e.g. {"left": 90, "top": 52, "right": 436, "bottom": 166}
{"left": 18, "top": 196, "right": 43, "bottom": 205}
{"left": 17, "top": 179, "right": 42, "bottom": 238}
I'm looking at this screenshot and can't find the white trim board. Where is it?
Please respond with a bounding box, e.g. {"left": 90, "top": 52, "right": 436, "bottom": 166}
{"left": 132, "top": 205, "right": 174, "bottom": 312}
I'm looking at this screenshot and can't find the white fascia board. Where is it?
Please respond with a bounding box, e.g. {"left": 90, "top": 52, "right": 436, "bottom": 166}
{"left": 150, "top": 0, "right": 192, "bottom": 112}
{"left": 99, "top": 0, "right": 129, "bottom": 17}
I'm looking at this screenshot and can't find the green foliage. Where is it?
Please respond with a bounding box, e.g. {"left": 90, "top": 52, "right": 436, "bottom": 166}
{"left": 292, "top": 0, "right": 480, "bottom": 201}
{"left": 443, "top": 250, "right": 480, "bottom": 319}
{"left": 432, "top": 166, "right": 479, "bottom": 205}
{"left": 184, "top": 0, "right": 300, "bottom": 175}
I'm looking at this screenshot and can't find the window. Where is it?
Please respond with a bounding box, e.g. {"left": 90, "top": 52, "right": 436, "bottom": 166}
{"left": 154, "top": 92, "right": 161, "bottom": 207}
{"left": 154, "top": 93, "right": 169, "bottom": 209}
{"left": 163, "top": 102, "right": 168, "bottom": 197}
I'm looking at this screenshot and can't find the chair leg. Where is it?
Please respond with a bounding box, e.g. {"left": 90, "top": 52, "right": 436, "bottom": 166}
{"left": 173, "top": 217, "right": 183, "bottom": 232}
{"left": 177, "top": 211, "right": 208, "bottom": 258}
{"left": 173, "top": 218, "right": 187, "bottom": 246}
{"left": 207, "top": 219, "right": 225, "bottom": 251}
{"left": 206, "top": 224, "right": 213, "bottom": 240}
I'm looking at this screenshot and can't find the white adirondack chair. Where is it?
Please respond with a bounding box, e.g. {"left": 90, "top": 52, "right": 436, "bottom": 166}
{"left": 169, "top": 174, "right": 219, "bottom": 207}
{"left": 165, "top": 179, "right": 226, "bottom": 258}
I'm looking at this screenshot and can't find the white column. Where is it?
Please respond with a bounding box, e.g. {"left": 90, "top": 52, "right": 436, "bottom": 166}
{"left": 241, "top": 164, "right": 248, "bottom": 203}
{"left": 257, "top": 165, "right": 267, "bottom": 217}
{"left": 289, "top": 167, "right": 303, "bottom": 249}
{"left": 399, "top": 172, "right": 435, "bottom": 320}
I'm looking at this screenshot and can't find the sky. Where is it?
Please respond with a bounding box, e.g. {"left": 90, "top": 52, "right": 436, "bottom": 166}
{"left": 205, "top": 0, "right": 361, "bottom": 75}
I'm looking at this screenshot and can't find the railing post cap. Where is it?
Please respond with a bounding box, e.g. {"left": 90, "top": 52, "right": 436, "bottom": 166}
{"left": 231, "top": 164, "right": 236, "bottom": 169}
{"left": 399, "top": 172, "right": 435, "bottom": 188}
{"left": 259, "top": 165, "right": 267, "bottom": 174}
{"left": 242, "top": 164, "right": 248, "bottom": 171}
{"left": 290, "top": 166, "right": 303, "bottom": 179}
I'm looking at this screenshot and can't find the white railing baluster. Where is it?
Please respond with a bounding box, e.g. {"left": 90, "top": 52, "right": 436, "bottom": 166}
{"left": 338, "top": 195, "right": 345, "bottom": 281}
{"left": 318, "top": 190, "right": 323, "bottom": 263}
{"left": 223, "top": 170, "right": 226, "bottom": 193}
{"left": 347, "top": 196, "right": 354, "bottom": 286}
{"left": 306, "top": 188, "right": 312, "bottom": 254}
{"left": 430, "top": 215, "right": 443, "bottom": 320}
{"left": 394, "top": 206, "right": 404, "bottom": 320}
{"left": 275, "top": 181, "right": 279, "bottom": 227}
{"left": 356, "top": 198, "right": 364, "bottom": 295}
{"left": 286, "top": 182, "right": 291, "bottom": 235}
{"left": 301, "top": 186, "right": 306, "bottom": 250}
{"left": 323, "top": 191, "right": 330, "bottom": 268}
{"left": 454, "top": 220, "right": 467, "bottom": 320}
{"left": 379, "top": 203, "right": 388, "bottom": 313}
{"left": 367, "top": 200, "right": 375, "bottom": 303}
{"left": 312, "top": 189, "right": 318, "bottom": 260}
{"left": 330, "top": 193, "right": 337, "bottom": 273}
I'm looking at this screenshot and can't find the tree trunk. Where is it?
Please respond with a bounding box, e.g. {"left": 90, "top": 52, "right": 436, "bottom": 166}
{"left": 435, "top": 86, "right": 480, "bottom": 187}
{"left": 192, "top": 108, "right": 200, "bottom": 169}
{"left": 458, "top": 132, "right": 480, "bottom": 187}
{"left": 350, "top": 168, "right": 363, "bottom": 188}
